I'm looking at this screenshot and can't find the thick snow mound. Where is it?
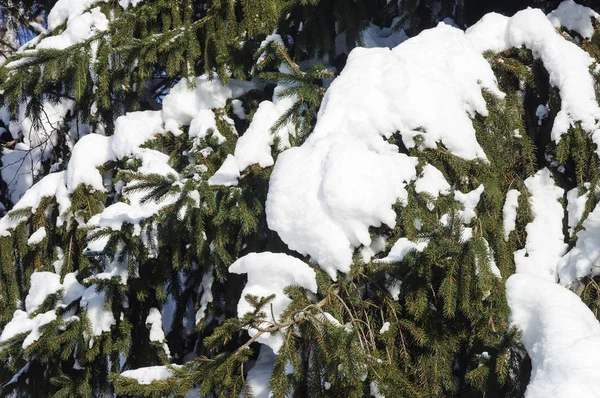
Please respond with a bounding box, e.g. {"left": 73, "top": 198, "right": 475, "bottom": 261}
{"left": 267, "top": 22, "right": 506, "bottom": 279}
{"left": 547, "top": 0, "right": 600, "bottom": 39}
{"left": 467, "top": 8, "right": 600, "bottom": 146}
{"left": 506, "top": 273, "right": 600, "bottom": 397}
{"left": 229, "top": 252, "right": 317, "bottom": 353}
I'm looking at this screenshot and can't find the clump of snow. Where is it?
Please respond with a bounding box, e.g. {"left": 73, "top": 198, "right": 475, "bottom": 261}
{"left": 47, "top": 0, "right": 106, "bottom": 31}
{"left": 0, "top": 171, "right": 71, "bottom": 236}
{"left": 162, "top": 75, "right": 257, "bottom": 129}
{"left": 120, "top": 365, "right": 178, "bottom": 385}
{"left": 513, "top": 169, "right": 567, "bottom": 281}
{"left": 229, "top": 252, "right": 317, "bottom": 353}
{"left": 455, "top": 185, "right": 484, "bottom": 224}
{"left": 267, "top": 22, "right": 506, "bottom": 278}
{"left": 195, "top": 268, "right": 214, "bottom": 325}
{"left": 0, "top": 309, "right": 57, "bottom": 349}
{"left": 3, "top": 100, "right": 73, "bottom": 204}
{"left": 231, "top": 99, "right": 246, "bottom": 120}
{"left": 37, "top": 7, "right": 109, "bottom": 50}
{"left": 547, "top": 0, "right": 600, "bottom": 39}
{"left": 207, "top": 155, "right": 240, "bottom": 187}
{"left": 146, "top": 308, "right": 166, "bottom": 342}
{"left": 379, "top": 322, "right": 390, "bottom": 334}
{"left": 375, "top": 238, "right": 428, "bottom": 263}
{"left": 25, "top": 272, "right": 62, "bottom": 313}
{"left": 558, "top": 200, "right": 600, "bottom": 286}
{"left": 506, "top": 273, "right": 600, "bottom": 397}
{"left": 502, "top": 189, "right": 521, "bottom": 240}
{"left": 80, "top": 285, "right": 116, "bottom": 337}
{"left": 360, "top": 236, "right": 387, "bottom": 263}
{"left": 414, "top": 164, "right": 451, "bottom": 200}
{"left": 466, "top": 9, "right": 600, "bottom": 148}
{"left": 62, "top": 272, "right": 86, "bottom": 305}
{"left": 27, "top": 227, "right": 47, "bottom": 245}
{"left": 566, "top": 185, "right": 589, "bottom": 236}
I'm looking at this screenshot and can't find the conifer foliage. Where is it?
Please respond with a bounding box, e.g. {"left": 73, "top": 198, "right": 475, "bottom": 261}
{"left": 2, "top": 0, "right": 600, "bottom": 397}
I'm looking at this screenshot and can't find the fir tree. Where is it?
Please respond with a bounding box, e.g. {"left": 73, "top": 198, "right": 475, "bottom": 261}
{"left": 2, "top": 1, "right": 600, "bottom": 397}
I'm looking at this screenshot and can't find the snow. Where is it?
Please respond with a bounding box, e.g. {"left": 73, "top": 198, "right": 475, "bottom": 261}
{"left": 455, "top": 185, "right": 484, "bottom": 224}
{"left": 80, "top": 285, "right": 116, "bottom": 337}
{"left": 162, "top": 75, "right": 257, "bottom": 128}
{"left": 62, "top": 272, "right": 86, "bottom": 305}
{"left": 379, "top": 322, "right": 390, "bottom": 334}
{"left": 195, "top": 269, "right": 214, "bottom": 324}
{"left": 502, "top": 189, "right": 521, "bottom": 240}
{"left": 245, "top": 345, "right": 276, "bottom": 398}
{"left": 566, "top": 185, "right": 589, "bottom": 236}
{"left": 66, "top": 133, "right": 115, "bottom": 192}
{"left": 0, "top": 309, "right": 57, "bottom": 349}
{"left": 27, "top": 227, "right": 47, "bottom": 245}
{"left": 535, "top": 105, "right": 548, "bottom": 126}
{"left": 146, "top": 308, "right": 166, "bottom": 342}
{"left": 3, "top": 100, "right": 73, "bottom": 204}
{"left": 207, "top": 155, "right": 240, "bottom": 187}
{"left": 506, "top": 273, "right": 600, "bottom": 397}
{"left": 25, "top": 272, "right": 62, "bottom": 313}
{"left": 466, "top": 9, "right": 600, "bottom": 148}
{"left": 414, "top": 164, "right": 451, "bottom": 200}
{"left": 558, "top": 201, "right": 600, "bottom": 286}
{"left": 120, "top": 366, "right": 177, "bottom": 385}
{"left": 513, "top": 169, "right": 567, "bottom": 281}
{"left": 360, "top": 236, "right": 387, "bottom": 263}
{"left": 234, "top": 100, "right": 289, "bottom": 171}
{"left": 47, "top": 0, "right": 106, "bottom": 31}
{"left": 375, "top": 238, "right": 428, "bottom": 264}
{"left": 547, "top": 0, "right": 600, "bottom": 39}
{"left": 231, "top": 99, "right": 246, "bottom": 120}
{"left": 0, "top": 171, "right": 71, "bottom": 236}
{"left": 267, "top": 22, "right": 505, "bottom": 278}
{"left": 229, "top": 252, "right": 318, "bottom": 353}
{"left": 37, "top": 7, "right": 109, "bottom": 50}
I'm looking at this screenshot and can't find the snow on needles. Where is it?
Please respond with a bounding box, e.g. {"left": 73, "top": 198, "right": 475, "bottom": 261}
{"left": 466, "top": 8, "right": 600, "bottom": 150}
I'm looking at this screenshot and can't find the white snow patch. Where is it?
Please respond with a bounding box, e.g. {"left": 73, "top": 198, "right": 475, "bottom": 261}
{"left": 27, "top": 227, "right": 47, "bottom": 245}
{"left": 375, "top": 238, "right": 428, "bottom": 263}
{"left": 507, "top": 273, "right": 600, "bottom": 397}
{"left": 229, "top": 252, "right": 317, "bottom": 353}
{"left": 502, "top": 189, "right": 521, "bottom": 240}
{"left": 80, "top": 285, "right": 116, "bottom": 337}
{"left": 455, "top": 184, "right": 484, "bottom": 224}
{"left": 415, "top": 164, "right": 451, "bottom": 200}
{"left": 566, "top": 185, "right": 589, "bottom": 236}
{"left": 514, "top": 168, "right": 566, "bottom": 281}
{"left": 547, "top": 0, "right": 600, "bottom": 39}
{"left": 208, "top": 155, "right": 240, "bottom": 187}
{"left": 25, "top": 272, "right": 62, "bottom": 313}
{"left": 120, "top": 365, "right": 179, "bottom": 385}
